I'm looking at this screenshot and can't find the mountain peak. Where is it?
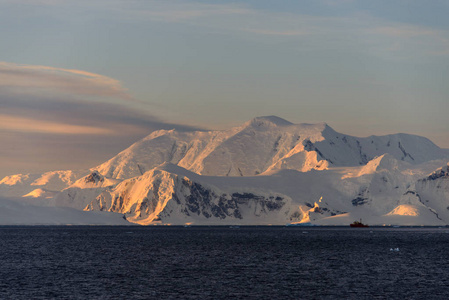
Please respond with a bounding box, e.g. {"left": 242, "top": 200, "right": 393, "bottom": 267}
{"left": 367, "top": 154, "right": 401, "bottom": 171}
{"left": 247, "top": 116, "right": 294, "bottom": 127}
{"left": 424, "top": 163, "right": 449, "bottom": 181}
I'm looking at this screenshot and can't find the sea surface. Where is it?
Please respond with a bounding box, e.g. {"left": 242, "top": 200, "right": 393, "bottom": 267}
{"left": 1, "top": 226, "right": 449, "bottom": 299}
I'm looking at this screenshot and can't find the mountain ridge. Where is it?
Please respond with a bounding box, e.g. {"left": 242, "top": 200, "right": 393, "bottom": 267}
{"left": 1, "top": 116, "right": 449, "bottom": 226}
{"left": 92, "top": 116, "right": 449, "bottom": 180}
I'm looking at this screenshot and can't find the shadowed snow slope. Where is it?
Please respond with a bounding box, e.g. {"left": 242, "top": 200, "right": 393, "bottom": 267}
{"left": 84, "top": 160, "right": 449, "bottom": 226}
{"left": 0, "top": 197, "right": 131, "bottom": 225}
{"left": 0, "top": 170, "right": 88, "bottom": 198}
{"left": 1, "top": 116, "right": 449, "bottom": 225}
{"left": 93, "top": 116, "right": 449, "bottom": 179}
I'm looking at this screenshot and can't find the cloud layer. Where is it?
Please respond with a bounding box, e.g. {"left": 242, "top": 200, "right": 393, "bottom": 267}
{"left": 1, "top": 1, "right": 448, "bottom": 177}
{"left": 0, "top": 62, "right": 131, "bottom": 100}
{"left": 109, "top": 1, "right": 449, "bottom": 57}
{"left": 5, "top": 1, "right": 449, "bottom": 58}
{"left": 0, "top": 62, "right": 202, "bottom": 178}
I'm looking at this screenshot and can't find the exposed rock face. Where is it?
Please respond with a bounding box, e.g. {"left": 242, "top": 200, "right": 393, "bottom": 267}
{"left": 84, "top": 171, "right": 104, "bottom": 184}
{"left": 85, "top": 166, "right": 292, "bottom": 225}
{"left": 1, "top": 116, "right": 449, "bottom": 226}
{"left": 421, "top": 164, "right": 449, "bottom": 182}
{"left": 411, "top": 163, "right": 449, "bottom": 223}
{"left": 92, "top": 116, "right": 449, "bottom": 179}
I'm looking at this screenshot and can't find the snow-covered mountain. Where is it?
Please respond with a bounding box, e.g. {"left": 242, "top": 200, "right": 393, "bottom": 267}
{"left": 82, "top": 158, "right": 449, "bottom": 226}
{"left": 0, "top": 196, "right": 131, "bottom": 225}
{"left": 93, "top": 116, "right": 448, "bottom": 179}
{"left": 0, "top": 170, "right": 87, "bottom": 198}
{"left": 1, "top": 116, "right": 449, "bottom": 226}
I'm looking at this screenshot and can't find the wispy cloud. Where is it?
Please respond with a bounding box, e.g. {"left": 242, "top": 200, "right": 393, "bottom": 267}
{"left": 0, "top": 62, "right": 132, "bottom": 100}
{"left": 320, "top": 0, "right": 357, "bottom": 6}
{"left": 0, "top": 92, "right": 202, "bottom": 137}
{"left": 0, "top": 114, "right": 112, "bottom": 135}
{"left": 372, "top": 26, "right": 437, "bottom": 38}
{"left": 0, "top": 61, "right": 204, "bottom": 178}
{"left": 133, "top": 2, "right": 253, "bottom": 22}
{"left": 0, "top": 61, "right": 202, "bottom": 135}
{"left": 368, "top": 25, "right": 449, "bottom": 56}
{"left": 4, "top": 1, "right": 449, "bottom": 58}
{"left": 244, "top": 29, "right": 310, "bottom": 36}
{"left": 111, "top": 1, "right": 449, "bottom": 58}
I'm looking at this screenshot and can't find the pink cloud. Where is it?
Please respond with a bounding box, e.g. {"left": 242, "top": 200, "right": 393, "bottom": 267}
{"left": 0, "top": 62, "right": 132, "bottom": 100}
{"left": 0, "top": 114, "right": 113, "bottom": 135}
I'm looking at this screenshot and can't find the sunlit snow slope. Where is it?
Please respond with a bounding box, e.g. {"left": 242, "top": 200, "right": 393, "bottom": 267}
{"left": 94, "top": 116, "right": 448, "bottom": 179}
{"left": 1, "top": 116, "right": 449, "bottom": 225}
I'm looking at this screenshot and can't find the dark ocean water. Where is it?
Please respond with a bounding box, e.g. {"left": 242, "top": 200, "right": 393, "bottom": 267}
{"left": 1, "top": 226, "right": 449, "bottom": 300}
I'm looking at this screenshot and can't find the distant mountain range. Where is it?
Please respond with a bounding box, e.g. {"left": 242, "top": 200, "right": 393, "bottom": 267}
{"left": 1, "top": 116, "right": 449, "bottom": 225}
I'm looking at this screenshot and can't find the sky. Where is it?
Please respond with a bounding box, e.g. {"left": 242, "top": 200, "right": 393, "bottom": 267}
{"left": 1, "top": 0, "right": 449, "bottom": 178}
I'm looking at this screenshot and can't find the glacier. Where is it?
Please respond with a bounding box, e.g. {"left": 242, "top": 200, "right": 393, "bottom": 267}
{"left": 0, "top": 196, "right": 130, "bottom": 225}
{"left": 1, "top": 116, "right": 449, "bottom": 226}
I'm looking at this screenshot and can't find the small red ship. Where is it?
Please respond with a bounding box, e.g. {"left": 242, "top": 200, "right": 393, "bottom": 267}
{"left": 350, "top": 219, "right": 369, "bottom": 228}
